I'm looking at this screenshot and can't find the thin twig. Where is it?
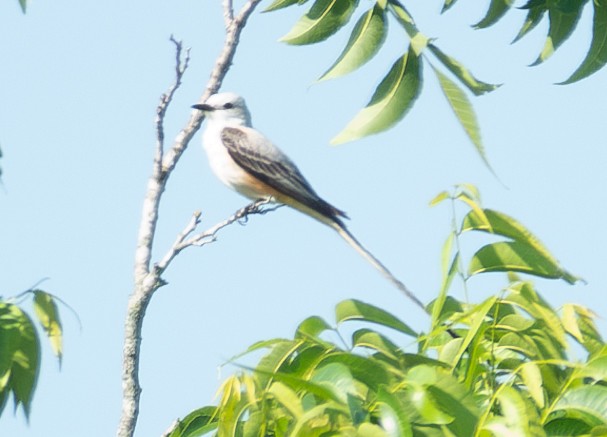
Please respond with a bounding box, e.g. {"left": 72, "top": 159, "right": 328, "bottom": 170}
{"left": 222, "top": 0, "right": 234, "bottom": 28}
{"left": 155, "top": 199, "right": 278, "bottom": 274}
{"left": 155, "top": 36, "right": 190, "bottom": 174}
{"left": 118, "top": 0, "right": 263, "bottom": 435}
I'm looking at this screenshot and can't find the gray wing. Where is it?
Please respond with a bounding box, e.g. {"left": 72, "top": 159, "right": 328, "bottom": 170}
{"left": 221, "top": 126, "right": 348, "bottom": 223}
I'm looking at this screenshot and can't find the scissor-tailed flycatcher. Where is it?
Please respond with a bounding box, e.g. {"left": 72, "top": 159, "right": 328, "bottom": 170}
{"left": 193, "top": 92, "right": 423, "bottom": 309}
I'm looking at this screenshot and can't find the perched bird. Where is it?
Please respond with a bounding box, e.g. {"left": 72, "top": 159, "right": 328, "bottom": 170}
{"left": 193, "top": 92, "right": 423, "bottom": 309}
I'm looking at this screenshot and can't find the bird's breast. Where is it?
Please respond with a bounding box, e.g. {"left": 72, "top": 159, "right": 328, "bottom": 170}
{"left": 202, "top": 128, "right": 273, "bottom": 200}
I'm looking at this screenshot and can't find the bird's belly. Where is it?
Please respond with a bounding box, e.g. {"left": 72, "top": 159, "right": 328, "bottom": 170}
{"left": 204, "top": 142, "right": 271, "bottom": 200}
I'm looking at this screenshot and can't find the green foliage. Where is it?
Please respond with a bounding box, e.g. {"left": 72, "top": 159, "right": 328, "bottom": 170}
{"left": 0, "top": 289, "right": 64, "bottom": 419}
{"left": 167, "top": 185, "right": 605, "bottom": 436}
{"left": 267, "top": 0, "right": 607, "bottom": 170}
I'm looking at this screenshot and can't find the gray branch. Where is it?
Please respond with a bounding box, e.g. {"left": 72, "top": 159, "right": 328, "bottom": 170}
{"left": 117, "top": 1, "right": 263, "bottom": 435}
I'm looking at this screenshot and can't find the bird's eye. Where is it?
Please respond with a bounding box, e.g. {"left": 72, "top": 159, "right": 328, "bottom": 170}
{"left": 223, "top": 103, "right": 234, "bottom": 109}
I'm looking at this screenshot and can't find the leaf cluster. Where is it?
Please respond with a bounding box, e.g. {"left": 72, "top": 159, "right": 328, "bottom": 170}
{"left": 0, "top": 289, "right": 63, "bottom": 419}
{"left": 167, "top": 186, "right": 606, "bottom": 436}
{"left": 265, "top": 0, "right": 607, "bottom": 168}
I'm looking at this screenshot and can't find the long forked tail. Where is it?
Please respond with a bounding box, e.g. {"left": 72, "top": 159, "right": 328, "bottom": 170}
{"left": 330, "top": 221, "right": 425, "bottom": 311}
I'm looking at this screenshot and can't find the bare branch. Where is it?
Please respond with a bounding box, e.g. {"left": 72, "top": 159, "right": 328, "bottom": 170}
{"left": 155, "top": 36, "right": 190, "bottom": 174}
{"left": 118, "top": 0, "right": 263, "bottom": 435}
{"left": 155, "top": 199, "right": 279, "bottom": 274}
{"left": 223, "top": 0, "right": 234, "bottom": 28}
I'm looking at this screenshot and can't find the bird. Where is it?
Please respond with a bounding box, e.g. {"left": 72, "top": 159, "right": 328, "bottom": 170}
{"left": 192, "top": 92, "right": 423, "bottom": 309}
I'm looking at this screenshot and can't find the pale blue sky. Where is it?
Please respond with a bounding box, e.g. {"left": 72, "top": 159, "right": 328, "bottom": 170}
{"left": 1, "top": 1, "right": 606, "bottom": 436}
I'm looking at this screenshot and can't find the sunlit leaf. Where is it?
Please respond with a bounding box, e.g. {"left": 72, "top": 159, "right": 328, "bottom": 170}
{"left": 561, "top": 0, "right": 607, "bottom": 84}
{"left": 335, "top": 299, "right": 417, "bottom": 336}
{"left": 441, "top": 0, "right": 458, "bottom": 13}
{"left": 166, "top": 407, "right": 219, "bottom": 437}
{"left": 4, "top": 306, "right": 40, "bottom": 419}
{"left": 352, "top": 328, "right": 402, "bottom": 361}
{"left": 576, "top": 354, "right": 607, "bottom": 383}
{"left": 408, "top": 384, "right": 454, "bottom": 425}
{"left": 319, "top": 352, "right": 391, "bottom": 389}
{"left": 296, "top": 316, "right": 332, "bottom": 339}
{"left": 513, "top": 6, "right": 546, "bottom": 43}
{"left": 256, "top": 340, "right": 303, "bottom": 388}
{"left": 280, "top": 0, "right": 359, "bottom": 45}
{"left": 264, "top": 0, "right": 308, "bottom": 12}
{"left": 429, "top": 372, "right": 483, "bottom": 435}
{"left": 544, "top": 417, "right": 592, "bottom": 436}
{"left": 456, "top": 191, "right": 490, "bottom": 230}
{"left": 473, "top": 0, "right": 514, "bottom": 29}
{"left": 33, "top": 290, "right": 63, "bottom": 364}
{"left": 446, "top": 297, "right": 497, "bottom": 368}
{"left": 531, "top": 5, "right": 585, "bottom": 65}
{"left": 504, "top": 281, "right": 567, "bottom": 348}
{"left": 469, "top": 241, "right": 579, "bottom": 283}
{"left": 269, "top": 381, "right": 304, "bottom": 418}
{"left": 462, "top": 209, "right": 580, "bottom": 284}
{"left": 311, "top": 362, "right": 357, "bottom": 404}
{"left": 519, "top": 362, "right": 544, "bottom": 408}
{"left": 331, "top": 46, "right": 421, "bottom": 144}
{"left": 319, "top": 3, "right": 387, "bottom": 81}
{"left": 375, "top": 387, "right": 413, "bottom": 437}
{"left": 483, "top": 385, "right": 542, "bottom": 436}
{"left": 433, "top": 67, "right": 494, "bottom": 171}
{"left": 429, "top": 44, "right": 500, "bottom": 95}
{"left": 429, "top": 190, "right": 450, "bottom": 206}
{"left": 552, "top": 386, "right": 607, "bottom": 426}
{"left": 387, "top": 0, "right": 419, "bottom": 37}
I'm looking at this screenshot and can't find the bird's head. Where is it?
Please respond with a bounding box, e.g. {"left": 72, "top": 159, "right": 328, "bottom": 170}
{"left": 192, "top": 92, "right": 252, "bottom": 126}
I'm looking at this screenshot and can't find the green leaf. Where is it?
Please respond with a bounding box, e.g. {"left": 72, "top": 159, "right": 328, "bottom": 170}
{"left": 33, "top": 290, "right": 63, "bottom": 364}
{"left": 561, "top": 304, "right": 603, "bottom": 354}
{"left": 462, "top": 208, "right": 580, "bottom": 284}
{"left": 473, "top": 0, "right": 514, "bottom": 29}
{"left": 280, "top": 0, "right": 359, "bottom": 45}
{"left": 269, "top": 381, "right": 304, "bottom": 418}
{"left": 166, "top": 407, "right": 219, "bottom": 437}
{"left": 311, "top": 362, "right": 357, "bottom": 403}
{"left": 255, "top": 340, "right": 304, "bottom": 388}
{"left": 331, "top": 46, "right": 422, "bottom": 144}
{"left": 296, "top": 316, "right": 332, "bottom": 339}
{"left": 375, "top": 386, "right": 413, "bottom": 437}
{"left": 552, "top": 386, "right": 607, "bottom": 426}
{"left": 561, "top": 0, "right": 607, "bottom": 84}
{"left": 264, "top": 0, "right": 308, "bottom": 13}
{"left": 19, "top": 0, "right": 27, "bottom": 13}
{"left": 446, "top": 297, "right": 497, "bottom": 368}
{"left": 483, "top": 385, "right": 543, "bottom": 436}
{"left": 431, "top": 235, "right": 458, "bottom": 330}
{"left": 468, "top": 241, "right": 578, "bottom": 283}
{"left": 428, "top": 44, "right": 500, "bottom": 96}
{"left": 387, "top": 0, "right": 419, "bottom": 38}
{"left": 433, "top": 67, "right": 493, "bottom": 171}
{"left": 544, "top": 417, "right": 592, "bottom": 436}
{"left": 531, "top": 5, "right": 585, "bottom": 65}
{"left": 512, "top": 5, "right": 547, "bottom": 43}
{"left": 357, "top": 422, "right": 391, "bottom": 436}
{"left": 408, "top": 384, "right": 454, "bottom": 425}
{"left": 352, "top": 328, "right": 402, "bottom": 361}
{"left": 441, "top": 0, "right": 458, "bottom": 13}
{"left": 429, "top": 190, "right": 450, "bottom": 207}
{"left": 519, "top": 362, "right": 545, "bottom": 408}
{"left": 4, "top": 306, "right": 40, "bottom": 419}
{"left": 428, "top": 372, "right": 482, "bottom": 435}
{"left": 319, "top": 352, "right": 391, "bottom": 390}
{"left": 319, "top": 3, "right": 387, "bottom": 81}
{"left": 335, "top": 299, "right": 417, "bottom": 336}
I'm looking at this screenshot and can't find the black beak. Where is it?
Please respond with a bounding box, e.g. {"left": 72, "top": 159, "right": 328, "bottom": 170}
{"left": 192, "top": 103, "right": 214, "bottom": 111}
